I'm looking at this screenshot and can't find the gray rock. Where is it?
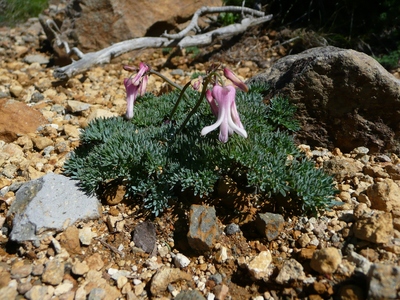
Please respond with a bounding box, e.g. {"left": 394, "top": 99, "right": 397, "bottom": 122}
{"left": 375, "top": 154, "right": 391, "bottom": 162}
{"left": 275, "top": 258, "right": 306, "bottom": 284}
{"left": 351, "top": 146, "right": 369, "bottom": 155}
{"left": 175, "top": 289, "right": 206, "bottom": 300}
{"left": 9, "top": 182, "right": 24, "bottom": 192}
{"left": 88, "top": 287, "right": 106, "bottom": 300}
{"left": 249, "top": 46, "right": 400, "bottom": 154}
{"left": 170, "top": 69, "right": 185, "bottom": 76}
{"left": 346, "top": 248, "right": 372, "bottom": 275}
{"left": 225, "top": 223, "right": 240, "bottom": 235}
{"left": 23, "top": 54, "right": 49, "bottom": 65}
{"left": 187, "top": 205, "right": 220, "bottom": 251}
{"left": 0, "top": 91, "right": 9, "bottom": 98}
{"left": 132, "top": 221, "right": 156, "bottom": 254}
{"left": 66, "top": 100, "right": 91, "bottom": 113}
{"left": 43, "top": 144, "right": 55, "bottom": 154}
{"left": 7, "top": 173, "right": 102, "bottom": 242}
{"left": 209, "top": 273, "right": 223, "bottom": 285}
{"left": 30, "top": 92, "right": 44, "bottom": 103}
{"left": 51, "top": 104, "right": 65, "bottom": 114}
{"left": 368, "top": 263, "right": 400, "bottom": 299}
{"left": 255, "top": 212, "right": 285, "bottom": 241}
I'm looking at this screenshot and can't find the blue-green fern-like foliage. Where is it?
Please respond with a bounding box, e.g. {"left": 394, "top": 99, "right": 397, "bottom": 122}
{"left": 63, "top": 82, "right": 337, "bottom": 216}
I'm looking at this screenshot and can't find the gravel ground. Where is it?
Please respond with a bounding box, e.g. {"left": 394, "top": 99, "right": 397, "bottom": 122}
{"left": 1, "top": 17, "right": 400, "bottom": 300}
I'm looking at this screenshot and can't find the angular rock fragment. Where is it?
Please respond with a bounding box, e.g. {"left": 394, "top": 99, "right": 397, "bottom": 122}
{"left": 275, "top": 258, "right": 306, "bottom": 284}
{"left": 255, "top": 212, "right": 285, "bottom": 241}
{"left": 247, "top": 250, "right": 273, "bottom": 280}
{"left": 187, "top": 205, "right": 220, "bottom": 251}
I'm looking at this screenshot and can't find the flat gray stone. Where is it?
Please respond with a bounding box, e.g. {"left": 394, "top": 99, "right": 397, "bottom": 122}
{"left": 67, "top": 100, "right": 91, "bottom": 113}
{"left": 23, "top": 54, "right": 49, "bottom": 65}
{"left": 175, "top": 289, "right": 206, "bottom": 300}
{"left": 132, "top": 221, "right": 157, "bottom": 255}
{"left": 7, "top": 173, "right": 102, "bottom": 242}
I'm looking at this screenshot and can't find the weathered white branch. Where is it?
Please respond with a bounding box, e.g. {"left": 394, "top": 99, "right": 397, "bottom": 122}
{"left": 175, "top": 15, "right": 272, "bottom": 48}
{"left": 45, "top": 6, "right": 272, "bottom": 81}
{"left": 162, "top": 5, "right": 265, "bottom": 39}
{"left": 53, "top": 37, "right": 172, "bottom": 80}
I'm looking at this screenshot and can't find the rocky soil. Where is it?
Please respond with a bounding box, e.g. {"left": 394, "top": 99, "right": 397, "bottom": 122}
{"left": 1, "top": 16, "right": 400, "bottom": 300}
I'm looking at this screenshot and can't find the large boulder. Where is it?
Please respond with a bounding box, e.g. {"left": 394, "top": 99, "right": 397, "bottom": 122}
{"left": 249, "top": 46, "right": 400, "bottom": 154}
{"left": 52, "top": 0, "right": 222, "bottom": 52}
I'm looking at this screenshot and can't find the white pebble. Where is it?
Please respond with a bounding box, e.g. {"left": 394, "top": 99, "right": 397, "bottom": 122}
{"left": 133, "top": 279, "right": 142, "bottom": 285}
{"left": 207, "top": 293, "right": 216, "bottom": 300}
{"left": 174, "top": 253, "right": 190, "bottom": 268}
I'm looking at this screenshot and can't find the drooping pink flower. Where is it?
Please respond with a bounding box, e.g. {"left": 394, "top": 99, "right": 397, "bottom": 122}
{"left": 201, "top": 84, "right": 247, "bottom": 143}
{"left": 223, "top": 67, "right": 249, "bottom": 92}
{"left": 205, "top": 89, "right": 218, "bottom": 117}
{"left": 123, "top": 62, "right": 150, "bottom": 119}
{"left": 192, "top": 76, "right": 203, "bottom": 91}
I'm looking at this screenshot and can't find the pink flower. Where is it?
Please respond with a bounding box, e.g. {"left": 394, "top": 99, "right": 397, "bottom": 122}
{"left": 201, "top": 84, "right": 247, "bottom": 143}
{"left": 205, "top": 89, "right": 218, "bottom": 117}
{"left": 123, "top": 62, "right": 150, "bottom": 119}
{"left": 192, "top": 76, "right": 203, "bottom": 91}
{"left": 223, "top": 67, "right": 248, "bottom": 92}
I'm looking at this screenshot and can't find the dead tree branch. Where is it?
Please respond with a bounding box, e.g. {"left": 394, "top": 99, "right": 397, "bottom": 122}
{"left": 162, "top": 6, "right": 265, "bottom": 39}
{"left": 42, "top": 6, "right": 272, "bottom": 81}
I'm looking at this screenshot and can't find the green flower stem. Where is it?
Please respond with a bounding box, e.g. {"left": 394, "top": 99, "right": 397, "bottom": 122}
{"left": 169, "top": 81, "right": 192, "bottom": 120}
{"left": 149, "top": 69, "right": 194, "bottom": 121}
{"left": 215, "top": 72, "right": 225, "bottom": 86}
{"left": 149, "top": 69, "right": 183, "bottom": 90}
{"left": 177, "top": 77, "right": 211, "bottom": 135}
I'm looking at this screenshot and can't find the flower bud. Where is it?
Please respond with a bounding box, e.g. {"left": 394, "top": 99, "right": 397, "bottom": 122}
{"left": 223, "top": 67, "right": 249, "bottom": 92}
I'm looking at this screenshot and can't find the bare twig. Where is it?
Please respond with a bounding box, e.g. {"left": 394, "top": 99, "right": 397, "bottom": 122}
{"left": 265, "top": 36, "right": 301, "bottom": 52}
{"left": 95, "top": 237, "right": 125, "bottom": 258}
{"left": 42, "top": 6, "right": 272, "bottom": 81}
